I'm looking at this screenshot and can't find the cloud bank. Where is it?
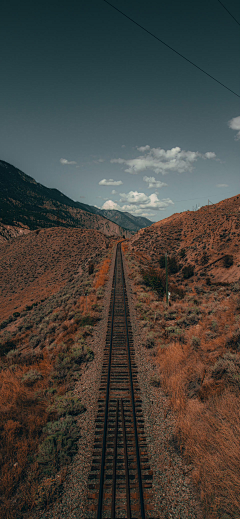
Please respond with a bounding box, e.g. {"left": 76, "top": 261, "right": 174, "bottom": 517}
{"left": 102, "top": 190, "right": 174, "bottom": 217}
{"left": 111, "top": 146, "right": 216, "bottom": 175}
{"left": 228, "top": 116, "right": 240, "bottom": 140}
{"left": 99, "top": 178, "right": 123, "bottom": 186}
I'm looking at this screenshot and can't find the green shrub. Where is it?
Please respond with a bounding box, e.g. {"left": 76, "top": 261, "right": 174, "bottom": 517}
{"left": 159, "top": 255, "right": 166, "bottom": 268}
{"left": 224, "top": 255, "right": 233, "bottom": 268}
{"left": 48, "top": 392, "right": 85, "bottom": 417}
{"left": 22, "top": 369, "right": 43, "bottom": 386}
{"left": 179, "top": 248, "right": 186, "bottom": 258}
{"left": 191, "top": 336, "right": 201, "bottom": 350}
{"left": 88, "top": 262, "right": 94, "bottom": 275}
{"left": 37, "top": 416, "right": 80, "bottom": 476}
{"left": 201, "top": 251, "right": 209, "bottom": 265}
{"left": 182, "top": 264, "right": 194, "bottom": 279}
{"left": 168, "top": 256, "right": 179, "bottom": 274}
{"left": 225, "top": 331, "right": 240, "bottom": 351}
{"left": 142, "top": 269, "right": 164, "bottom": 298}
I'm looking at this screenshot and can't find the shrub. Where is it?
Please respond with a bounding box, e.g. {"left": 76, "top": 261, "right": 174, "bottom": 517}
{"left": 225, "top": 331, "right": 240, "bottom": 351}
{"left": 150, "top": 375, "right": 161, "bottom": 387}
{"left": 37, "top": 416, "right": 80, "bottom": 476}
{"left": 48, "top": 392, "right": 85, "bottom": 417}
{"left": 201, "top": 251, "right": 209, "bottom": 265}
{"left": 191, "top": 336, "right": 201, "bottom": 350}
{"left": 159, "top": 255, "right": 166, "bottom": 268}
{"left": 211, "top": 353, "right": 240, "bottom": 388}
{"left": 22, "top": 369, "right": 43, "bottom": 386}
{"left": 182, "top": 264, "right": 194, "bottom": 279}
{"left": 145, "top": 333, "right": 155, "bottom": 349}
{"left": 88, "top": 262, "right": 94, "bottom": 275}
{"left": 168, "top": 256, "right": 179, "bottom": 274}
{"left": 179, "top": 248, "right": 186, "bottom": 258}
{"left": 224, "top": 255, "right": 233, "bottom": 268}
{"left": 0, "top": 338, "right": 16, "bottom": 357}
{"left": 142, "top": 269, "right": 164, "bottom": 298}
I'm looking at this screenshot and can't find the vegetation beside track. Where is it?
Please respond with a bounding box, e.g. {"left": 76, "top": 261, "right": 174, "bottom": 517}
{"left": 122, "top": 241, "right": 240, "bottom": 519}
{"left": 0, "top": 243, "right": 115, "bottom": 518}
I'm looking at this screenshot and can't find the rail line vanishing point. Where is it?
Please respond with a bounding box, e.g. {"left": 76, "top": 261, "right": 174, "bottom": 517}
{"left": 87, "top": 243, "right": 153, "bottom": 518}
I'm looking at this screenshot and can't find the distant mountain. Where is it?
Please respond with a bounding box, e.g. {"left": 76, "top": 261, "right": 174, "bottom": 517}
{"left": 0, "top": 161, "right": 139, "bottom": 239}
{"left": 89, "top": 208, "right": 152, "bottom": 232}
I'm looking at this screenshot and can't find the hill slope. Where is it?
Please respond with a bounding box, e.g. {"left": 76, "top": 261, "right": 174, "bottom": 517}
{"left": 91, "top": 208, "right": 152, "bottom": 232}
{"left": 0, "top": 161, "right": 132, "bottom": 238}
{"left": 130, "top": 194, "right": 240, "bottom": 283}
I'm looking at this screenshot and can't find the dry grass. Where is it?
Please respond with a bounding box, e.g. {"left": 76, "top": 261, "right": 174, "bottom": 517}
{"left": 93, "top": 257, "right": 111, "bottom": 290}
{"left": 0, "top": 236, "right": 115, "bottom": 518}
{"left": 124, "top": 248, "right": 240, "bottom": 518}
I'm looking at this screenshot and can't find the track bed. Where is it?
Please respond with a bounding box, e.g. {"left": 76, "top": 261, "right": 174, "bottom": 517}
{"left": 87, "top": 243, "right": 153, "bottom": 518}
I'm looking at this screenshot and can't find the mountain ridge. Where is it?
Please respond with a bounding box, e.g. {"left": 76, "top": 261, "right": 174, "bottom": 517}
{"left": 0, "top": 160, "right": 150, "bottom": 239}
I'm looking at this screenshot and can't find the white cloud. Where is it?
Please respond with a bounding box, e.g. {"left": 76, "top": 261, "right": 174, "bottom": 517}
{"left": 204, "top": 152, "right": 216, "bottom": 159}
{"left": 143, "top": 176, "right": 168, "bottom": 188}
{"left": 111, "top": 146, "right": 217, "bottom": 175}
{"left": 119, "top": 191, "right": 174, "bottom": 211}
{"left": 121, "top": 145, "right": 126, "bottom": 148}
{"left": 137, "top": 145, "right": 151, "bottom": 152}
{"left": 216, "top": 183, "right": 228, "bottom": 188}
{"left": 228, "top": 116, "right": 240, "bottom": 140}
{"left": 102, "top": 200, "right": 121, "bottom": 210}
{"left": 99, "top": 178, "right": 123, "bottom": 186}
{"left": 60, "top": 158, "right": 77, "bottom": 165}
{"left": 111, "top": 189, "right": 117, "bottom": 194}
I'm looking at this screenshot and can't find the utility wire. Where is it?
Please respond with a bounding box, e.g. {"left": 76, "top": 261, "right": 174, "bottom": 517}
{"left": 216, "top": 0, "right": 240, "bottom": 27}
{"left": 102, "top": 0, "right": 240, "bottom": 98}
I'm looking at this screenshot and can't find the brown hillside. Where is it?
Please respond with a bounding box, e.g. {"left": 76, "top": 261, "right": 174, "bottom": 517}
{"left": 0, "top": 227, "right": 111, "bottom": 321}
{"left": 130, "top": 194, "right": 240, "bottom": 284}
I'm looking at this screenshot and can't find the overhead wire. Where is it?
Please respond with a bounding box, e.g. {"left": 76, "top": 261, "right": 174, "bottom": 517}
{"left": 102, "top": 0, "right": 240, "bottom": 98}
{"left": 216, "top": 0, "right": 240, "bottom": 27}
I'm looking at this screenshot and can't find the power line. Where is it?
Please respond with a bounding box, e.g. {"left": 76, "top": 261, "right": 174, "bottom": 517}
{"left": 216, "top": 0, "right": 240, "bottom": 27}
{"left": 102, "top": 0, "right": 240, "bottom": 98}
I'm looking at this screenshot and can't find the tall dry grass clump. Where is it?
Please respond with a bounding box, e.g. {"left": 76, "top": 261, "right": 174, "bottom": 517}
{"left": 93, "top": 257, "right": 111, "bottom": 290}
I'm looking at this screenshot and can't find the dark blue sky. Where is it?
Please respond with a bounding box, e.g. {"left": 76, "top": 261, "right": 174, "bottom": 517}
{"left": 1, "top": 0, "right": 239, "bottom": 220}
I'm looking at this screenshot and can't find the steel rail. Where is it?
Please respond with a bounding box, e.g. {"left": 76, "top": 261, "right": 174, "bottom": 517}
{"left": 119, "top": 244, "right": 146, "bottom": 519}
{"left": 120, "top": 398, "right": 131, "bottom": 519}
{"left": 111, "top": 399, "right": 119, "bottom": 518}
{"left": 97, "top": 247, "right": 118, "bottom": 519}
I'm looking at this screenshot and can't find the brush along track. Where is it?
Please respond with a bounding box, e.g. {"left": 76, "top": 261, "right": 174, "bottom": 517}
{"left": 87, "top": 243, "right": 153, "bottom": 518}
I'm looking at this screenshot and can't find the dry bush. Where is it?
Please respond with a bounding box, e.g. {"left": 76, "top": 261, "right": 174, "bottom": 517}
{"left": 0, "top": 365, "right": 50, "bottom": 516}
{"left": 93, "top": 257, "right": 111, "bottom": 290}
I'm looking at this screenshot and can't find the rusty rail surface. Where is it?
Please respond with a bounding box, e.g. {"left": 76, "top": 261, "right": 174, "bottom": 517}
{"left": 87, "top": 243, "right": 153, "bottom": 518}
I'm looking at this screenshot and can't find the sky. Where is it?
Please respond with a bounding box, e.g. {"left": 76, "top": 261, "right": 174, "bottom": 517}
{"left": 0, "top": 0, "right": 239, "bottom": 221}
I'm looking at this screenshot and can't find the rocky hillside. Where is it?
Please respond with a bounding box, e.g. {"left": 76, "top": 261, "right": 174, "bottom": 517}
{"left": 91, "top": 208, "right": 152, "bottom": 232}
{"left": 130, "top": 194, "right": 240, "bottom": 284}
{"left": 0, "top": 161, "right": 132, "bottom": 239}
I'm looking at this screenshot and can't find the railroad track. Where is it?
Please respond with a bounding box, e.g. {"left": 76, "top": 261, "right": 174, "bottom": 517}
{"left": 87, "top": 243, "right": 153, "bottom": 518}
